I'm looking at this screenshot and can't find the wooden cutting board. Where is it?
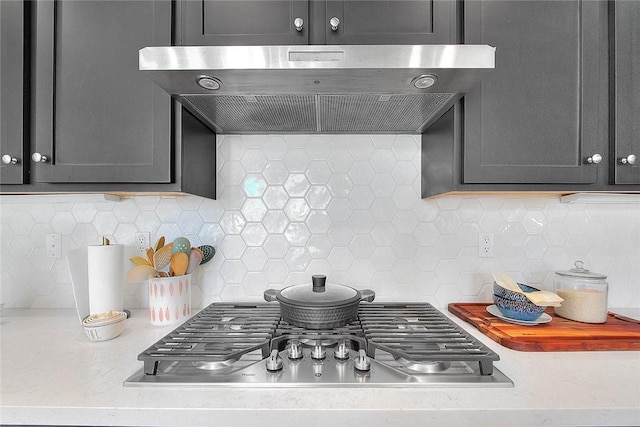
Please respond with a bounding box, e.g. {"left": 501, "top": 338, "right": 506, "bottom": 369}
{"left": 448, "top": 303, "right": 640, "bottom": 352}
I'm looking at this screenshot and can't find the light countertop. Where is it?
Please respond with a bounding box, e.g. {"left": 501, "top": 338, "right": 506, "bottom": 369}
{"left": 1, "top": 307, "right": 640, "bottom": 427}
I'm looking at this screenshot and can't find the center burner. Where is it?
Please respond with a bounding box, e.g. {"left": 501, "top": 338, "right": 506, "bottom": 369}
{"left": 125, "top": 302, "right": 513, "bottom": 387}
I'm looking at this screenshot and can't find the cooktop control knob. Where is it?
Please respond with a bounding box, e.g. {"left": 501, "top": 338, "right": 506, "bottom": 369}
{"left": 266, "top": 349, "right": 283, "bottom": 372}
{"left": 334, "top": 341, "right": 350, "bottom": 360}
{"left": 354, "top": 349, "right": 371, "bottom": 372}
{"left": 287, "top": 340, "right": 303, "bottom": 360}
{"left": 311, "top": 345, "right": 326, "bottom": 360}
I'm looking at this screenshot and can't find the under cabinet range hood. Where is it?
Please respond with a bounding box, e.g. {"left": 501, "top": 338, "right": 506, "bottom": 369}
{"left": 139, "top": 45, "right": 495, "bottom": 134}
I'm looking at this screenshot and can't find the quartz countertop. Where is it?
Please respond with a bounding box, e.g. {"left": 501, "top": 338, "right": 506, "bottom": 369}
{"left": 1, "top": 308, "right": 640, "bottom": 427}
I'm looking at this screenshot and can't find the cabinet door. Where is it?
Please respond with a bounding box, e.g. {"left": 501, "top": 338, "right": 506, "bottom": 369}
{"left": 612, "top": 0, "right": 640, "bottom": 184}
{"left": 180, "top": 1, "right": 309, "bottom": 45}
{"left": 463, "top": 0, "right": 608, "bottom": 184}
{"left": 0, "top": 0, "right": 27, "bottom": 184}
{"left": 325, "top": 0, "right": 456, "bottom": 44}
{"left": 32, "top": 0, "right": 172, "bottom": 184}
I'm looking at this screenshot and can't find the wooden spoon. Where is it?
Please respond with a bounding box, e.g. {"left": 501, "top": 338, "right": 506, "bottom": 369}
{"left": 186, "top": 248, "right": 203, "bottom": 274}
{"left": 170, "top": 252, "right": 189, "bottom": 276}
{"left": 153, "top": 242, "right": 174, "bottom": 270}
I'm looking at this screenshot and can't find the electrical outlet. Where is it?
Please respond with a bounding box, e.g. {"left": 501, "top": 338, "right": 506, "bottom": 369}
{"left": 135, "top": 232, "right": 150, "bottom": 256}
{"left": 46, "top": 234, "right": 61, "bottom": 258}
{"left": 478, "top": 233, "right": 494, "bottom": 258}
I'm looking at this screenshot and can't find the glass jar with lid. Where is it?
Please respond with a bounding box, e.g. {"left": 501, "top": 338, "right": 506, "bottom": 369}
{"left": 554, "top": 261, "right": 608, "bottom": 323}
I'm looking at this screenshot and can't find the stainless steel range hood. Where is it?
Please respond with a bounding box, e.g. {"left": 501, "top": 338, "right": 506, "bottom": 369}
{"left": 139, "top": 45, "right": 495, "bottom": 134}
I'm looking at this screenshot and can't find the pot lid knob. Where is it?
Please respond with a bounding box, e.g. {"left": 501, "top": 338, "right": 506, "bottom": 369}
{"left": 312, "top": 275, "right": 326, "bottom": 293}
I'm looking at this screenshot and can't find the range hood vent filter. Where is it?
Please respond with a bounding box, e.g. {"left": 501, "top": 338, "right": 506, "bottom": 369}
{"left": 141, "top": 45, "right": 495, "bottom": 134}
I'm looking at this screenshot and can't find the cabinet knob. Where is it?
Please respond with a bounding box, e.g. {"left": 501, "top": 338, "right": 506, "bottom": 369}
{"left": 330, "top": 17, "right": 340, "bottom": 31}
{"left": 294, "top": 17, "right": 304, "bottom": 32}
{"left": 620, "top": 154, "right": 637, "bottom": 165}
{"left": 586, "top": 153, "right": 602, "bottom": 164}
{"left": 1, "top": 154, "right": 19, "bottom": 165}
{"left": 31, "top": 152, "right": 48, "bottom": 163}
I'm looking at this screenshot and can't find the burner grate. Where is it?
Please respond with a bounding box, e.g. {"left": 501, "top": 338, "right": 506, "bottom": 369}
{"left": 138, "top": 304, "right": 281, "bottom": 375}
{"left": 359, "top": 303, "right": 500, "bottom": 375}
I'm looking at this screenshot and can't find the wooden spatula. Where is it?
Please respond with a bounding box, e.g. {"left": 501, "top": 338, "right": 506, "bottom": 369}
{"left": 170, "top": 252, "right": 189, "bottom": 276}
{"left": 153, "top": 242, "right": 173, "bottom": 270}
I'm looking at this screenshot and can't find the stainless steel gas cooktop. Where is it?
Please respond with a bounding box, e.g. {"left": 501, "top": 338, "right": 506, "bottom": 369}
{"left": 124, "top": 302, "right": 513, "bottom": 387}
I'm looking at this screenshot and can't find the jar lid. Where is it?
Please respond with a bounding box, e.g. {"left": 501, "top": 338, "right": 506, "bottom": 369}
{"left": 555, "top": 261, "right": 607, "bottom": 279}
{"left": 278, "top": 275, "right": 359, "bottom": 307}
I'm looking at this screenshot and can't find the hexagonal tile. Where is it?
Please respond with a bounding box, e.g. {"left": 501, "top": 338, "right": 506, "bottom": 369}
{"left": 522, "top": 235, "right": 548, "bottom": 259}
{"left": 177, "top": 196, "right": 203, "bottom": 211}
{"left": 133, "top": 196, "right": 161, "bottom": 211}
{"left": 243, "top": 272, "right": 269, "bottom": 297}
{"left": 283, "top": 149, "right": 311, "bottom": 172}
{"left": 327, "top": 247, "right": 354, "bottom": 271}
{"left": 392, "top": 186, "right": 419, "bottom": 210}
{"left": 564, "top": 211, "right": 589, "bottom": 234}
{"left": 305, "top": 210, "right": 332, "bottom": 234}
{"left": 307, "top": 235, "right": 332, "bottom": 259}
{"left": 219, "top": 235, "right": 247, "bottom": 259}
{"left": 134, "top": 211, "right": 161, "bottom": 234}
{"left": 348, "top": 161, "right": 375, "bottom": 185}
{"left": 392, "top": 210, "right": 418, "bottom": 234}
{"left": 327, "top": 173, "right": 353, "bottom": 197}
{"left": 307, "top": 135, "right": 333, "bottom": 160}
{"left": 306, "top": 160, "right": 332, "bottom": 185}
{"left": 327, "top": 147, "right": 354, "bottom": 173}
{"left": 391, "top": 161, "right": 417, "bottom": 186}
{"left": 391, "top": 234, "right": 418, "bottom": 259}
{"left": 220, "top": 260, "right": 247, "bottom": 284}
{"left": 522, "top": 210, "right": 548, "bottom": 235}
{"left": 263, "top": 161, "right": 289, "bottom": 185}
{"left": 370, "top": 174, "right": 396, "bottom": 198}
{"left": 478, "top": 211, "right": 505, "bottom": 234}
{"left": 391, "top": 259, "right": 418, "bottom": 283}
{"left": 241, "top": 223, "right": 268, "bottom": 247}
{"left": 264, "top": 259, "right": 290, "bottom": 284}
{"left": 263, "top": 186, "right": 288, "bottom": 210}
{"left": 415, "top": 246, "right": 440, "bottom": 271}
{"left": 435, "top": 235, "right": 462, "bottom": 259}
{"left": 348, "top": 186, "right": 375, "bottom": 210}
{"left": 241, "top": 149, "right": 268, "bottom": 172}
{"left": 263, "top": 136, "right": 289, "bottom": 160}
{"left": 198, "top": 223, "right": 224, "bottom": 246}
{"left": 348, "top": 136, "right": 375, "bottom": 160}
{"left": 392, "top": 135, "right": 419, "bottom": 160}
{"left": 543, "top": 223, "right": 570, "bottom": 247}
{"left": 500, "top": 199, "right": 526, "bottom": 222}
{"left": 350, "top": 259, "right": 376, "bottom": 284}
{"left": 284, "top": 246, "right": 311, "bottom": 271}
{"left": 458, "top": 198, "right": 484, "bottom": 222}
{"left": 154, "top": 223, "right": 182, "bottom": 242}
{"left": 435, "top": 260, "right": 462, "bottom": 284}
{"left": 241, "top": 174, "right": 268, "bottom": 198}
{"left": 284, "top": 173, "right": 310, "bottom": 197}
{"left": 434, "top": 284, "right": 463, "bottom": 308}
{"left": 112, "top": 200, "right": 139, "bottom": 223}
{"left": 434, "top": 210, "right": 463, "bottom": 234}
{"left": 197, "top": 198, "right": 225, "bottom": 223}
{"left": 370, "top": 223, "right": 397, "bottom": 247}
{"left": 217, "top": 185, "right": 245, "bottom": 210}
{"left": 241, "top": 198, "right": 268, "bottom": 222}
{"left": 263, "top": 235, "right": 290, "bottom": 259}
{"left": 306, "top": 185, "right": 331, "bottom": 210}
{"left": 502, "top": 222, "right": 527, "bottom": 247}
{"left": 284, "top": 198, "right": 311, "bottom": 222}
{"left": 93, "top": 211, "right": 119, "bottom": 236}
{"left": 71, "top": 223, "right": 99, "bottom": 248}
{"left": 370, "top": 198, "right": 396, "bottom": 222}
{"left": 71, "top": 203, "right": 97, "bottom": 223}
{"left": 242, "top": 247, "right": 268, "bottom": 271}
{"left": 370, "top": 149, "right": 396, "bottom": 173}
{"left": 177, "top": 210, "right": 204, "bottom": 236}
{"left": 28, "top": 204, "right": 56, "bottom": 223}
{"left": 262, "top": 210, "right": 289, "bottom": 234}
{"left": 349, "top": 234, "right": 376, "bottom": 259}
{"left": 326, "top": 198, "right": 352, "bottom": 220}
{"left": 50, "top": 212, "right": 75, "bottom": 235}
{"left": 328, "top": 222, "right": 353, "bottom": 246}
{"left": 220, "top": 211, "right": 246, "bottom": 234}
{"left": 348, "top": 210, "right": 375, "bottom": 234}
{"left": 284, "top": 222, "right": 311, "bottom": 246}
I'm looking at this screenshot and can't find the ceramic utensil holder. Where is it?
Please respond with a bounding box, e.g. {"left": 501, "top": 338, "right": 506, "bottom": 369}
{"left": 148, "top": 274, "right": 192, "bottom": 326}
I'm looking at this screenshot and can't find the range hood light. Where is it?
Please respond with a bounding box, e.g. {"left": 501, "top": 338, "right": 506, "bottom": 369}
{"left": 412, "top": 74, "right": 438, "bottom": 89}
{"left": 196, "top": 75, "right": 222, "bottom": 90}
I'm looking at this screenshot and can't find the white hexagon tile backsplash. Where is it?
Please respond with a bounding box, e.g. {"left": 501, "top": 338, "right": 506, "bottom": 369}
{"left": 1, "top": 134, "right": 639, "bottom": 310}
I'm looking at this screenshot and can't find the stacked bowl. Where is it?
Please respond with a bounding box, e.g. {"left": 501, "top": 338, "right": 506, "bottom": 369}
{"left": 493, "top": 282, "right": 546, "bottom": 321}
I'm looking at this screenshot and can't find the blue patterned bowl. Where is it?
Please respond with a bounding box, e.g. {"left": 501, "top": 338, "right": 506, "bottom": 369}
{"left": 493, "top": 282, "right": 540, "bottom": 303}
{"left": 493, "top": 294, "right": 545, "bottom": 321}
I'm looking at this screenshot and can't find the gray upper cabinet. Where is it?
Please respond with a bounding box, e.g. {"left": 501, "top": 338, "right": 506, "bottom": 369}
{"left": 31, "top": 0, "right": 172, "bottom": 184}
{"left": 0, "top": 0, "right": 28, "bottom": 185}
{"left": 462, "top": 0, "right": 608, "bottom": 185}
{"left": 180, "top": 1, "right": 310, "bottom": 45}
{"left": 612, "top": 0, "right": 640, "bottom": 185}
{"left": 179, "top": 0, "right": 456, "bottom": 46}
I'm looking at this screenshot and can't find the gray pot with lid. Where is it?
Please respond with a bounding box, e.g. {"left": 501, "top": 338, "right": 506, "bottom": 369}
{"left": 264, "top": 275, "right": 375, "bottom": 329}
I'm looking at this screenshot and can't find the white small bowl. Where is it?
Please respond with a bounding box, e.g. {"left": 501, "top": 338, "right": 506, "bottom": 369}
{"left": 82, "top": 311, "right": 127, "bottom": 341}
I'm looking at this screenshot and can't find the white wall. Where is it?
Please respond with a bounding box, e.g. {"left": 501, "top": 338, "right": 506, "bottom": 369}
{"left": 1, "top": 134, "right": 638, "bottom": 310}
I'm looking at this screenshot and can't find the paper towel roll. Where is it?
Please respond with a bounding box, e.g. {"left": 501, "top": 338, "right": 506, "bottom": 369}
{"left": 87, "top": 244, "right": 124, "bottom": 314}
